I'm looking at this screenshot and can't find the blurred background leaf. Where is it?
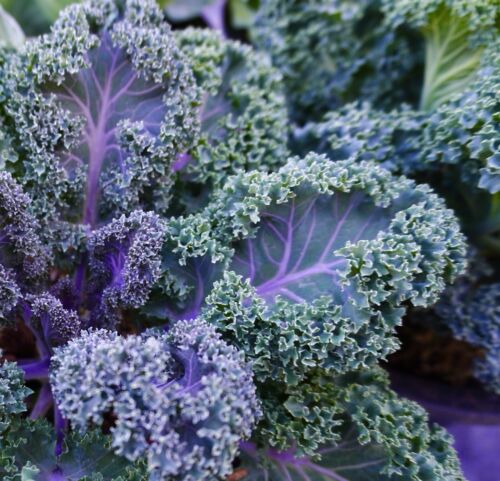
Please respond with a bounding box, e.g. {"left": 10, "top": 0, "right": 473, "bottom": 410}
{"left": 0, "top": 0, "right": 78, "bottom": 35}
{"left": 0, "top": 5, "right": 24, "bottom": 48}
{"left": 161, "top": 0, "right": 259, "bottom": 32}
{"left": 1, "top": 0, "right": 258, "bottom": 37}
{"left": 229, "top": 0, "right": 258, "bottom": 28}
{"left": 161, "top": 0, "right": 215, "bottom": 21}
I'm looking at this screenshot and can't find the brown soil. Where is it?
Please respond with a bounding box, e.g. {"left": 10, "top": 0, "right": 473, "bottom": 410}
{"left": 388, "top": 317, "right": 484, "bottom": 386}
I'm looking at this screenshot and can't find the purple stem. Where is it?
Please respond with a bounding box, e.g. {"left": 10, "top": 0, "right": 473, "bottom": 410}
{"left": 54, "top": 402, "right": 68, "bottom": 457}
{"left": 239, "top": 440, "right": 258, "bottom": 455}
{"left": 19, "top": 357, "right": 50, "bottom": 380}
{"left": 83, "top": 45, "right": 119, "bottom": 227}
{"left": 239, "top": 442, "right": 352, "bottom": 481}
{"left": 20, "top": 301, "right": 51, "bottom": 359}
{"left": 48, "top": 469, "right": 67, "bottom": 481}
{"left": 29, "top": 381, "right": 53, "bottom": 419}
{"left": 172, "top": 152, "right": 192, "bottom": 172}
{"left": 256, "top": 260, "right": 344, "bottom": 297}
{"left": 177, "top": 307, "right": 202, "bottom": 321}
{"left": 74, "top": 254, "right": 88, "bottom": 306}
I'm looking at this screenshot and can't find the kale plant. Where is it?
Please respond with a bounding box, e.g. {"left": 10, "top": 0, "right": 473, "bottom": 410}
{"left": 0, "top": 0, "right": 486, "bottom": 479}
{"left": 257, "top": 0, "right": 499, "bottom": 401}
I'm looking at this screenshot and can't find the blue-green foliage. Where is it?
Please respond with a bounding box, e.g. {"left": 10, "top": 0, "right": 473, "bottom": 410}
{"left": 252, "top": 0, "right": 423, "bottom": 123}
{"left": 241, "top": 368, "right": 465, "bottom": 481}
{"left": 51, "top": 319, "right": 260, "bottom": 481}
{"left": 0, "top": 356, "right": 146, "bottom": 480}
{"left": 284, "top": 0, "right": 499, "bottom": 257}
{"left": 0, "top": 0, "right": 481, "bottom": 479}
{"left": 272, "top": 0, "right": 500, "bottom": 399}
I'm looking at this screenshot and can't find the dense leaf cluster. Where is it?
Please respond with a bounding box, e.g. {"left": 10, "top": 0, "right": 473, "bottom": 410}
{"left": 255, "top": 0, "right": 499, "bottom": 406}
{"left": 0, "top": 0, "right": 494, "bottom": 479}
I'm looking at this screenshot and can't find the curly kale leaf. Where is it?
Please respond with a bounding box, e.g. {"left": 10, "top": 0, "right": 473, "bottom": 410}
{"left": 242, "top": 368, "right": 465, "bottom": 481}
{"left": 293, "top": 40, "right": 499, "bottom": 252}
{"left": 51, "top": 319, "right": 260, "bottom": 481}
{"left": 0, "top": 417, "right": 147, "bottom": 481}
{"left": 1, "top": 0, "right": 199, "bottom": 250}
{"left": 174, "top": 28, "right": 288, "bottom": 188}
{"left": 422, "top": 41, "right": 500, "bottom": 193}
{"left": 284, "top": 1, "right": 498, "bottom": 205}
{"left": 25, "top": 293, "right": 82, "bottom": 347}
{"left": 292, "top": 102, "right": 425, "bottom": 174}
{"left": 0, "top": 172, "right": 49, "bottom": 320}
{"left": 190, "top": 154, "right": 466, "bottom": 385}
{"left": 0, "top": 357, "right": 31, "bottom": 429}
{"left": 293, "top": 36, "right": 498, "bottom": 190}
{"left": 1, "top": 358, "right": 145, "bottom": 480}
{"left": 87, "top": 210, "right": 165, "bottom": 328}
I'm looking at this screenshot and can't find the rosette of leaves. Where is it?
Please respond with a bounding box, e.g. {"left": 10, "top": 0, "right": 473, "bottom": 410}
{"left": 50, "top": 319, "right": 260, "bottom": 481}
{"left": 0, "top": 151, "right": 253, "bottom": 481}
{"left": 143, "top": 153, "right": 467, "bottom": 454}
{"left": 252, "top": 0, "right": 423, "bottom": 123}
